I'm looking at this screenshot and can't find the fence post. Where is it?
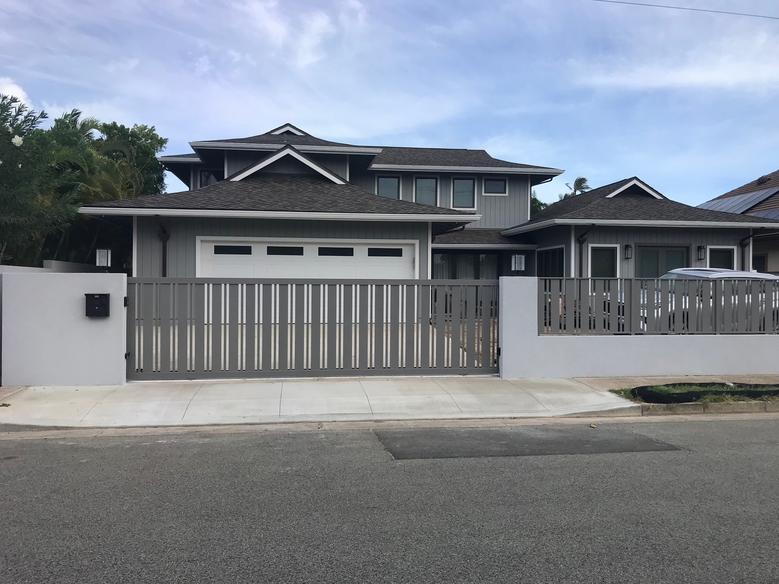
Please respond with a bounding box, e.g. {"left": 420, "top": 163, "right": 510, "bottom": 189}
{"left": 713, "top": 279, "right": 720, "bottom": 334}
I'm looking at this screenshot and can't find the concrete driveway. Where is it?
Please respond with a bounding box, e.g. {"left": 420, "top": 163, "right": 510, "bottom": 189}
{"left": 0, "top": 376, "right": 631, "bottom": 427}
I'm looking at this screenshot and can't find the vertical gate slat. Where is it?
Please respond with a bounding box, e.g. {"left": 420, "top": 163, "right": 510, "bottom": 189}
{"left": 357, "top": 284, "right": 369, "bottom": 371}
{"left": 450, "top": 285, "right": 462, "bottom": 368}
{"left": 176, "top": 282, "right": 189, "bottom": 373}
{"left": 278, "top": 284, "right": 289, "bottom": 371}
{"left": 464, "top": 285, "right": 476, "bottom": 369}
{"left": 211, "top": 284, "right": 223, "bottom": 372}
{"left": 261, "top": 284, "right": 272, "bottom": 371}
{"left": 563, "top": 279, "right": 575, "bottom": 333}
{"left": 374, "top": 285, "right": 384, "bottom": 370}
{"left": 326, "top": 284, "right": 337, "bottom": 371}
{"left": 311, "top": 284, "right": 322, "bottom": 372}
{"left": 343, "top": 285, "right": 354, "bottom": 372}
{"left": 404, "top": 284, "right": 415, "bottom": 369}
{"left": 479, "top": 286, "right": 490, "bottom": 369}
{"left": 549, "top": 279, "right": 560, "bottom": 334}
{"left": 389, "top": 284, "right": 400, "bottom": 370}
{"left": 419, "top": 284, "right": 431, "bottom": 370}
{"left": 434, "top": 286, "right": 447, "bottom": 368}
{"left": 751, "top": 281, "right": 762, "bottom": 333}
{"left": 294, "top": 284, "right": 305, "bottom": 372}
{"left": 159, "top": 283, "right": 172, "bottom": 373}
{"left": 192, "top": 283, "right": 206, "bottom": 373}
{"left": 736, "top": 280, "right": 748, "bottom": 333}
{"left": 245, "top": 284, "right": 256, "bottom": 373}
{"left": 126, "top": 282, "right": 137, "bottom": 377}
{"left": 140, "top": 283, "right": 155, "bottom": 374}
{"left": 228, "top": 283, "right": 239, "bottom": 373}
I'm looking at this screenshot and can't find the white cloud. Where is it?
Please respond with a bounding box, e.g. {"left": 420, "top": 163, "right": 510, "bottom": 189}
{"left": 0, "top": 77, "right": 30, "bottom": 105}
{"left": 573, "top": 21, "right": 779, "bottom": 91}
{"left": 194, "top": 55, "right": 212, "bottom": 76}
{"left": 239, "top": 0, "right": 288, "bottom": 48}
{"left": 294, "top": 11, "right": 336, "bottom": 68}
{"left": 105, "top": 57, "right": 140, "bottom": 74}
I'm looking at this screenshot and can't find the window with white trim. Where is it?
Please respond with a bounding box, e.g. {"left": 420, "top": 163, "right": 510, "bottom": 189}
{"left": 511, "top": 254, "right": 526, "bottom": 272}
{"left": 414, "top": 177, "right": 438, "bottom": 206}
{"left": 709, "top": 247, "right": 735, "bottom": 270}
{"left": 377, "top": 176, "right": 400, "bottom": 199}
{"left": 590, "top": 245, "right": 618, "bottom": 278}
{"left": 483, "top": 177, "right": 507, "bottom": 195}
{"left": 452, "top": 178, "right": 475, "bottom": 209}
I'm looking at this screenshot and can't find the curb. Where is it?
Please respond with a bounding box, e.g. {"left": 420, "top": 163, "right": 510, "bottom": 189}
{"left": 575, "top": 401, "right": 778, "bottom": 417}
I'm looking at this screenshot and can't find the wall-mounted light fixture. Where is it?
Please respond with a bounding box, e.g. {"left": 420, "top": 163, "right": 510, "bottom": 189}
{"left": 697, "top": 246, "right": 706, "bottom": 262}
{"left": 96, "top": 248, "right": 112, "bottom": 270}
{"left": 624, "top": 244, "right": 633, "bottom": 260}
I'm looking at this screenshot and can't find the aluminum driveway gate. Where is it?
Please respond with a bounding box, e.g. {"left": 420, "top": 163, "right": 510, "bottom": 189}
{"left": 126, "top": 278, "right": 499, "bottom": 380}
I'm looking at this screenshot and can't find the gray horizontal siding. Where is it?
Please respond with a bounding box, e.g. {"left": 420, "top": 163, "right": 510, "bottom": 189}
{"left": 135, "top": 217, "right": 430, "bottom": 278}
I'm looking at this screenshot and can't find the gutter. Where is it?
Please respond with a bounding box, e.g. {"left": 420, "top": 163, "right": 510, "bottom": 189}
{"left": 78, "top": 207, "right": 482, "bottom": 223}
{"left": 501, "top": 218, "right": 779, "bottom": 236}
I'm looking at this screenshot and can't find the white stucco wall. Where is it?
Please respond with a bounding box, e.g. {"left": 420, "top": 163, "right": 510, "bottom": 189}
{"left": 499, "top": 276, "right": 779, "bottom": 379}
{"left": 1, "top": 273, "right": 126, "bottom": 386}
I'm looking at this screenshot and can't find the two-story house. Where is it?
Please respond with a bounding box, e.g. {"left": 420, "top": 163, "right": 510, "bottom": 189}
{"left": 79, "top": 123, "right": 779, "bottom": 279}
{"left": 79, "top": 123, "right": 561, "bottom": 279}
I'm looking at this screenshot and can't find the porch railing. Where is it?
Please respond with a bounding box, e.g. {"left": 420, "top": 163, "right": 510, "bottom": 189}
{"left": 539, "top": 278, "right": 779, "bottom": 335}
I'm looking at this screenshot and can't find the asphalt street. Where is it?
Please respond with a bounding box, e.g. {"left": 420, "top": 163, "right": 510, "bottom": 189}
{"left": 1, "top": 418, "right": 778, "bottom": 583}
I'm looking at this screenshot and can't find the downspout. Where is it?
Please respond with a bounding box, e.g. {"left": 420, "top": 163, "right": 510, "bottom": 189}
{"left": 739, "top": 230, "right": 752, "bottom": 271}
{"left": 158, "top": 224, "right": 170, "bottom": 278}
{"left": 576, "top": 228, "right": 592, "bottom": 278}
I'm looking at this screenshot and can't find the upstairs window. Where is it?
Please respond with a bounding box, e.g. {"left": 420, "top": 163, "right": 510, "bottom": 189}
{"left": 414, "top": 177, "right": 438, "bottom": 206}
{"left": 452, "top": 178, "right": 476, "bottom": 209}
{"left": 377, "top": 176, "right": 400, "bottom": 199}
{"left": 483, "top": 177, "right": 507, "bottom": 195}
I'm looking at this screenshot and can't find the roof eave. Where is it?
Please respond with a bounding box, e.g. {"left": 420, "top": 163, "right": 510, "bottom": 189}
{"left": 501, "top": 218, "right": 779, "bottom": 236}
{"left": 369, "top": 163, "right": 563, "bottom": 175}
{"left": 78, "top": 206, "right": 481, "bottom": 223}
{"left": 190, "top": 141, "right": 383, "bottom": 155}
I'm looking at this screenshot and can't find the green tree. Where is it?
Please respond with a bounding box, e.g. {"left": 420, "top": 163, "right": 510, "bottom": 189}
{"left": 558, "top": 176, "right": 591, "bottom": 200}
{"left": 0, "top": 94, "right": 168, "bottom": 266}
{"left": 530, "top": 189, "right": 547, "bottom": 217}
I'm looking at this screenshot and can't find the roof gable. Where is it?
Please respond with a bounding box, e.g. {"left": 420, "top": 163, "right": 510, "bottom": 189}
{"left": 502, "top": 176, "right": 779, "bottom": 235}
{"left": 229, "top": 145, "right": 346, "bottom": 184}
{"left": 604, "top": 177, "right": 664, "bottom": 199}
{"left": 267, "top": 123, "right": 307, "bottom": 136}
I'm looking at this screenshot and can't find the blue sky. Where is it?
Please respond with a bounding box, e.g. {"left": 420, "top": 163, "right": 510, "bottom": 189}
{"left": 1, "top": 0, "right": 777, "bottom": 204}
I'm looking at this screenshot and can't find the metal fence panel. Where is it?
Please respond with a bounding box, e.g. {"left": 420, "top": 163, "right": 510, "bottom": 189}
{"left": 127, "top": 278, "right": 499, "bottom": 380}
{"left": 539, "top": 278, "right": 779, "bottom": 336}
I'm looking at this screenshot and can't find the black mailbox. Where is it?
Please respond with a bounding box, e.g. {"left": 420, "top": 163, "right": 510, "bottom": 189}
{"left": 85, "top": 293, "right": 110, "bottom": 317}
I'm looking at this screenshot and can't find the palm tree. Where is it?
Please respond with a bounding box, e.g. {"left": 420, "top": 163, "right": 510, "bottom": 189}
{"left": 559, "top": 176, "right": 591, "bottom": 200}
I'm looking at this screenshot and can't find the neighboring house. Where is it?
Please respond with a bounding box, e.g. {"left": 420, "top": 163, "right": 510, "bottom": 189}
{"left": 78, "top": 124, "right": 778, "bottom": 280}
{"left": 78, "top": 123, "right": 562, "bottom": 279}
{"left": 699, "top": 169, "right": 779, "bottom": 273}
{"left": 500, "top": 177, "right": 779, "bottom": 278}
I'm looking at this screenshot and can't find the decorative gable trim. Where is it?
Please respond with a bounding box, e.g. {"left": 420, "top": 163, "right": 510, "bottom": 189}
{"left": 268, "top": 123, "right": 306, "bottom": 136}
{"left": 229, "top": 145, "right": 347, "bottom": 184}
{"left": 605, "top": 178, "right": 664, "bottom": 200}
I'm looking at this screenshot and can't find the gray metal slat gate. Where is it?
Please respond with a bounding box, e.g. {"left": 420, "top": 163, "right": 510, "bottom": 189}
{"left": 126, "top": 278, "right": 499, "bottom": 380}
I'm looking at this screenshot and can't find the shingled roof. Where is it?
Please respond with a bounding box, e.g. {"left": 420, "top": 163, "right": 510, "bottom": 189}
{"left": 502, "top": 177, "right": 779, "bottom": 235}
{"left": 370, "top": 147, "right": 560, "bottom": 172}
{"left": 79, "top": 174, "right": 477, "bottom": 222}
{"left": 711, "top": 169, "right": 779, "bottom": 200}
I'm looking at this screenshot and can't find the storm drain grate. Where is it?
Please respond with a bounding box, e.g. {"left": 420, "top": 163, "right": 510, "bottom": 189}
{"left": 374, "top": 426, "right": 681, "bottom": 460}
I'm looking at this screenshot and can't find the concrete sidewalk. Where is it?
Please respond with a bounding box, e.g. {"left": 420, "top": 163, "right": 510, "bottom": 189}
{"left": 0, "top": 376, "right": 631, "bottom": 427}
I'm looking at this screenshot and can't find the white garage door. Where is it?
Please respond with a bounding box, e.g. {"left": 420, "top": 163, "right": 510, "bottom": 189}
{"left": 198, "top": 239, "right": 418, "bottom": 279}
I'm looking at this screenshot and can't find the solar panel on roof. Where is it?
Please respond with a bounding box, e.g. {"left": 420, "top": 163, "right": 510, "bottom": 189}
{"left": 698, "top": 187, "right": 779, "bottom": 214}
